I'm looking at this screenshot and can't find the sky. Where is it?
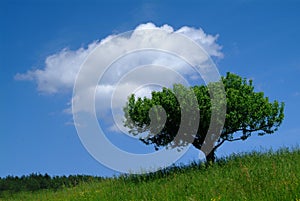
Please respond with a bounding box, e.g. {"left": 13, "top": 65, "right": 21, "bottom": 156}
{"left": 1, "top": 0, "right": 300, "bottom": 177}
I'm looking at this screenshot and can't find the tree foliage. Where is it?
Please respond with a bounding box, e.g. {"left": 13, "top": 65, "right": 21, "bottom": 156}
{"left": 0, "top": 173, "right": 103, "bottom": 196}
{"left": 123, "top": 72, "right": 285, "bottom": 162}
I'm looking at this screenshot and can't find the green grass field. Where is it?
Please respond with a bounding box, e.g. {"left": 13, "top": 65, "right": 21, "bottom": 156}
{"left": 1, "top": 148, "right": 300, "bottom": 201}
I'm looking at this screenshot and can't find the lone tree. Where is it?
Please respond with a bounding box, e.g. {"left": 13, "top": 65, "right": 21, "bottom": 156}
{"left": 123, "top": 72, "right": 284, "bottom": 162}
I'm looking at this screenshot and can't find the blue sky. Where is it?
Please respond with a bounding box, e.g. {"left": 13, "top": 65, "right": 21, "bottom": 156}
{"left": 1, "top": 0, "right": 300, "bottom": 177}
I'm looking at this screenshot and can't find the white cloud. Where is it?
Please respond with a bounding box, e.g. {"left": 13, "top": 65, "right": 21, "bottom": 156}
{"left": 176, "top": 26, "right": 223, "bottom": 58}
{"left": 16, "top": 22, "right": 223, "bottom": 132}
{"left": 15, "top": 42, "right": 99, "bottom": 93}
{"left": 16, "top": 22, "right": 222, "bottom": 94}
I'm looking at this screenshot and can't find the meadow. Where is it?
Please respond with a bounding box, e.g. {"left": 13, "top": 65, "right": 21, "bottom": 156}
{"left": 1, "top": 148, "right": 299, "bottom": 201}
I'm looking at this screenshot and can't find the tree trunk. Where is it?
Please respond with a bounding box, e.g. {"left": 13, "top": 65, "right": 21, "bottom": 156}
{"left": 192, "top": 142, "right": 216, "bottom": 163}
{"left": 206, "top": 149, "right": 215, "bottom": 164}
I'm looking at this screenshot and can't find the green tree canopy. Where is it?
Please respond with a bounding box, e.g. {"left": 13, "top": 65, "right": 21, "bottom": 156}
{"left": 123, "top": 72, "right": 284, "bottom": 162}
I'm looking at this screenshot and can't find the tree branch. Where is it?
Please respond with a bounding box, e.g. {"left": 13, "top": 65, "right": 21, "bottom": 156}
{"left": 214, "top": 138, "right": 226, "bottom": 151}
{"left": 222, "top": 124, "right": 273, "bottom": 137}
{"left": 226, "top": 137, "right": 244, "bottom": 142}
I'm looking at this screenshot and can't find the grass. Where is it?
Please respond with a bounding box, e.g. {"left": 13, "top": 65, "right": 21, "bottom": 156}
{"left": 1, "top": 148, "right": 300, "bottom": 201}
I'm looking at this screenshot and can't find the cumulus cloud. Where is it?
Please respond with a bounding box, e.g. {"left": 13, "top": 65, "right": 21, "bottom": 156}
{"left": 15, "top": 22, "right": 223, "bottom": 132}
{"left": 15, "top": 42, "right": 99, "bottom": 93}
{"left": 15, "top": 22, "right": 222, "bottom": 94}
{"left": 176, "top": 26, "right": 223, "bottom": 58}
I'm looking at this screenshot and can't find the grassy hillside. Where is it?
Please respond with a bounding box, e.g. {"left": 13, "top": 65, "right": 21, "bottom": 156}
{"left": 1, "top": 148, "right": 300, "bottom": 201}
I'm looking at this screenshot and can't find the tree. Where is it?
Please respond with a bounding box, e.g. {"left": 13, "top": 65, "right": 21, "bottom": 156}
{"left": 123, "top": 72, "right": 285, "bottom": 163}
